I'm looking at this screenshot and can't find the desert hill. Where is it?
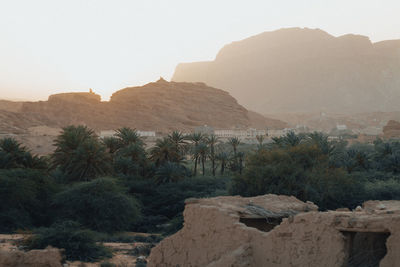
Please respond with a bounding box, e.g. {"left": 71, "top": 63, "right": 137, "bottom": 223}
{"left": 172, "top": 27, "right": 400, "bottom": 114}
{"left": 0, "top": 79, "right": 286, "bottom": 135}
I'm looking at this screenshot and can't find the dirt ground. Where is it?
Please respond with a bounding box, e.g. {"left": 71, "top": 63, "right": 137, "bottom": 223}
{"left": 0, "top": 233, "right": 152, "bottom": 267}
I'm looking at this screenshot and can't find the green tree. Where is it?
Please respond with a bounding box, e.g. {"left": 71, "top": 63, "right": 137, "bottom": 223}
{"left": 102, "top": 136, "right": 120, "bottom": 154}
{"left": 51, "top": 125, "right": 110, "bottom": 181}
{"left": 168, "top": 131, "right": 187, "bottom": 156}
{"left": 150, "top": 137, "right": 182, "bottom": 166}
{"left": 188, "top": 133, "right": 204, "bottom": 176}
{"left": 114, "top": 127, "right": 144, "bottom": 148}
{"left": 195, "top": 142, "right": 209, "bottom": 176}
{"left": 0, "top": 137, "right": 46, "bottom": 169}
{"left": 154, "top": 162, "right": 187, "bottom": 185}
{"left": 216, "top": 151, "right": 229, "bottom": 175}
{"left": 53, "top": 178, "right": 140, "bottom": 233}
{"left": 206, "top": 134, "right": 219, "bottom": 176}
{"left": 307, "top": 132, "right": 334, "bottom": 155}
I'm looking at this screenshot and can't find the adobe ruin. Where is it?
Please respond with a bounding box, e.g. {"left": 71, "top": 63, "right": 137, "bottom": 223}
{"left": 148, "top": 194, "right": 400, "bottom": 267}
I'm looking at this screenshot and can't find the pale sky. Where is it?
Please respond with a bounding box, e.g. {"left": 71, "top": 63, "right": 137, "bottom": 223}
{"left": 0, "top": 0, "right": 399, "bottom": 101}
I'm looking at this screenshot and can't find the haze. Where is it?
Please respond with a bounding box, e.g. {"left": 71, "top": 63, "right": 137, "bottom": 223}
{"left": 1, "top": 0, "right": 399, "bottom": 101}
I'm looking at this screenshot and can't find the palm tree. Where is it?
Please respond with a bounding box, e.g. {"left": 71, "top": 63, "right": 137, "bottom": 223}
{"left": 68, "top": 138, "right": 111, "bottom": 181}
{"left": 168, "top": 131, "right": 187, "bottom": 155}
{"left": 114, "top": 140, "right": 149, "bottom": 177}
{"left": 0, "top": 137, "right": 26, "bottom": 168}
{"left": 206, "top": 134, "right": 219, "bottom": 176}
{"left": 282, "top": 131, "right": 304, "bottom": 147}
{"left": 154, "top": 162, "right": 186, "bottom": 185}
{"left": 115, "top": 127, "right": 143, "bottom": 148}
{"left": 149, "top": 137, "right": 181, "bottom": 166}
{"left": 228, "top": 137, "right": 240, "bottom": 158}
{"left": 195, "top": 142, "right": 209, "bottom": 176}
{"left": 237, "top": 151, "right": 245, "bottom": 174}
{"left": 228, "top": 137, "right": 241, "bottom": 170}
{"left": 307, "top": 132, "right": 334, "bottom": 155}
{"left": 51, "top": 125, "right": 110, "bottom": 181}
{"left": 216, "top": 151, "right": 229, "bottom": 175}
{"left": 102, "top": 136, "right": 120, "bottom": 154}
{"left": 52, "top": 125, "right": 96, "bottom": 170}
{"left": 188, "top": 133, "right": 204, "bottom": 176}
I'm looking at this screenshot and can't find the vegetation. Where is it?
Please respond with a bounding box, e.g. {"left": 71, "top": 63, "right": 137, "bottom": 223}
{"left": 25, "top": 221, "right": 111, "bottom": 262}
{"left": 2, "top": 127, "right": 400, "bottom": 262}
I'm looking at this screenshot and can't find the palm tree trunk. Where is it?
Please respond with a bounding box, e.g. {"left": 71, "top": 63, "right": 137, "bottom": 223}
{"left": 212, "top": 158, "right": 215, "bottom": 176}
{"left": 202, "top": 157, "right": 205, "bottom": 176}
{"left": 194, "top": 156, "right": 198, "bottom": 176}
{"left": 221, "top": 161, "right": 225, "bottom": 175}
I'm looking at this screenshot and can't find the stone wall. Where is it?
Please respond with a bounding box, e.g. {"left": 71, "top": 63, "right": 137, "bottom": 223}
{"left": 148, "top": 194, "right": 400, "bottom": 267}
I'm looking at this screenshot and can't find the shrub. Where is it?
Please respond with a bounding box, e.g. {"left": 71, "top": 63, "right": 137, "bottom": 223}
{"left": 0, "top": 169, "right": 57, "bottom": 233}
{"left": 26, "top": 221, "right": 111, "bottom": 262}
{"left": 230, "top": 145, "right": 363, "bottom": 210}
{"left": 53, "top": 178, "right": 140, "bottom": 233}
{"left": 127, "top": 176, "right": 229, "bottom": 233}
{"left": 100, "top": 262, "right": 116, "bottom": 267}
{"left": 364, "top": 179, "right": 400, "bottom": 200}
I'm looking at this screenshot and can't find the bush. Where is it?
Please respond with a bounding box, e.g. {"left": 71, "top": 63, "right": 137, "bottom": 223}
{"left": 230, "top": 145, "right": 364, "bottom": 210}
{"left": 100, "top": 262, "right": 116, "bottom": 267}
{"left": 364, "top": 179, "right": 400, "bottom": 200}
{"left": 53, "top": 178, "right": 140, "bottom": 233}
{"left": 26, "top": 221, "right": 111, "bottom": 262}
{"left": 0, "top": 169, "right": 58, "bottom": 233}
{"left": 126, "top": 176, "right": 229, "bottom": 233}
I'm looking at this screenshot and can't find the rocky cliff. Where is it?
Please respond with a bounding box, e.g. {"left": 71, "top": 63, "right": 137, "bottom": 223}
{"left": 172, "top": 28, "right": 400, "bottom": 114}
{"left": 0, "top": 79, "right": 286, "bottom": 135}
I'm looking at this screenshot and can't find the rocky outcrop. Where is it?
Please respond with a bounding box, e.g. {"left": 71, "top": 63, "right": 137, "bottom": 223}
{"left": 148, "top": 194, "right": 400, "bottom": 267}
{"left": 383, "top": 120, "right": 400, "bottom": 139}
{"left": 172, "top": 27, "right": 400, "bottom": 114}
{"left": 1, "top": 79, "right": 286, "bottom": 135}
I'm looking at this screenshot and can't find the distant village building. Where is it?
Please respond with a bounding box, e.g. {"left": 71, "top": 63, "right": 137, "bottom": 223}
{"left": 194, "top": 125, "right": 214, "bottom": 135}
{"left": 99, "top": 130, "right": 115, "bottom": 138}
{"left": 137, "top": 131, "right": 156, "bottom": 137}
{"left": 214, "top": 128, "right": 267, "bottom": 139}
{"left": 336, "top": 124, "right": 348, "bottom": 131}
{"left": 268, "top": 128, "right": 293, "bottom": 138}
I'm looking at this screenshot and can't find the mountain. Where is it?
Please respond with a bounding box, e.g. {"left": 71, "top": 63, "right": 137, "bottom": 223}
{"left": 172, "top": 27, "right": 400, "bottom": 114}
{"left": 0, "top": 79, "right": 286, "bottom": 135}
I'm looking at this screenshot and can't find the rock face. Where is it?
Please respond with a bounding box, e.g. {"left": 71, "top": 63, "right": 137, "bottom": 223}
{"left": 148, "top": 194, "right": 400, "bottom": 267}
{"left": 0, "top": 79, "right": 286, "bottom": 135}
{"left": 383, "top": 120, "right": 400, "bottom": 139}
{"left": 172, "top": 28, "right": 400, "bottom": 114}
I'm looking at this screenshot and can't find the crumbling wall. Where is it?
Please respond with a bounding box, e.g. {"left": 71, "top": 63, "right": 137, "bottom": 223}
{"left": 148, "top": 195, "right": 400, "bottom": 267}
{"left": 0, "top": 246, "right": 62, "bottom": 267}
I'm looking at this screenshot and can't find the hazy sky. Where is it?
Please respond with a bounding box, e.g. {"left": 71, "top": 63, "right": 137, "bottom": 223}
{"left": 1, "top": 0, "right": 399, "bottom": 101}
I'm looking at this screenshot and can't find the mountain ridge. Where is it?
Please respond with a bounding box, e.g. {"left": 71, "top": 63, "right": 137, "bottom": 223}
{"left": 172, "top": 27, "right": 400, "bottom": 114}
{"left": 0, "top": 79, "right": 287, "bottom": 135}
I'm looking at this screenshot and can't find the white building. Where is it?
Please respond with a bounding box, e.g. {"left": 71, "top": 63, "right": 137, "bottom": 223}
{"left": 214, "top": 128, "right": 267, "bottom": 139}
{"left": 137, "top": 131, "right": 156, "bottom": 137}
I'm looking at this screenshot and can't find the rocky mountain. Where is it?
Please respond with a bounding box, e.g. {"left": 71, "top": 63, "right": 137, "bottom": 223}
{"left": 172, "top": 27, "right": 400, "bottom": 114}
{"left": 0, "top": 79, "right": 286, "bottom": 135}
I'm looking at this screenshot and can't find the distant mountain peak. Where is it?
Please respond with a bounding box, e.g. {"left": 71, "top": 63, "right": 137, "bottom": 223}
{"left": 173, "top": 28, "right": 400, "bottom": 114}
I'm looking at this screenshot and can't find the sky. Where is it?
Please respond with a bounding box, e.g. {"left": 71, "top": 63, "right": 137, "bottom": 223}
{"left": 0, "top": 0, "right": 399, "bottom": 101}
